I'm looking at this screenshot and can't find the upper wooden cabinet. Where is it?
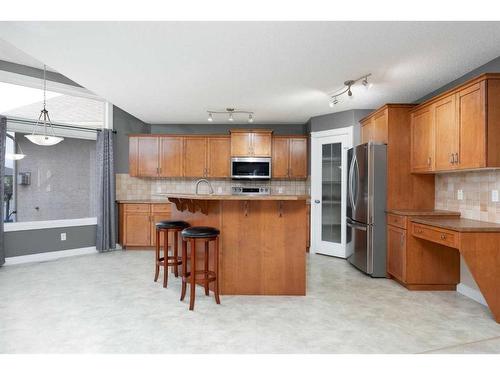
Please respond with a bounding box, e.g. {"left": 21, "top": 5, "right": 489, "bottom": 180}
{"left": 411, "top": 74, "right": 500, "bottom": 173}
{"left": 159, "top": 137, "right": 183, "bottom": 177}
{"left": 272, "top": 136, "right": 308, "bottom": 179}
{"left": 207, "top": 137, "right": 231, "bottom": 178}
{"left": 183, "top": 137, "right": 208, "bottom": 177}
{"left": 410, "top": 106, "right": 435, "bottom": 173}
{"left": 360, "top": 109, "right": 388, "bottom": 144}
{"left": 230, "top": 130, "right": 272, "bottom": 157}
{"left": 129, "top": 130, "right": 307, "bottom": 180}
{"left": 359, "top": 104, "right": 435, "bottom": 210}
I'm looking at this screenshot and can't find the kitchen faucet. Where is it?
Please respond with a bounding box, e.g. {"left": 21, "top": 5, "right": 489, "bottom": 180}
{"left": 195, "top": 179, "right": 214, "bottom": 195}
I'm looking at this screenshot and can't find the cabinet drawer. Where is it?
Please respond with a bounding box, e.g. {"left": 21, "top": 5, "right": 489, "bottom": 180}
{"left": 124, "top": 203, "right": 150, "bottom": 213}
{"left": 151, "top": 203, "right": 171, "bottom": 213}
{"left": 387, "top": 214, "right": 407, "bottom": 229}
{"left": 412, "top": 223, "right": 458, "bottom": 248}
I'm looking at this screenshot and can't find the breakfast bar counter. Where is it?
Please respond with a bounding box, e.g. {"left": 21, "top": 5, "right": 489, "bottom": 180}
{"left": 155, "top": 193, "right": 309, "bottom": 296}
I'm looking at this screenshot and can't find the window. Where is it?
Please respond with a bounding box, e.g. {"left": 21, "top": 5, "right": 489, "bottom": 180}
{"left": 1, "top": 80, "right": 105, "bottom": 224}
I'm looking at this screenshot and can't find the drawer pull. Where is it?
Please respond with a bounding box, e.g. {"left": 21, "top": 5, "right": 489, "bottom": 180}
{"left": 440, "top": 234, "right": 446, "bottom": 240}
{"left": 416, "top": 229, "right": 423, "bottom": 234}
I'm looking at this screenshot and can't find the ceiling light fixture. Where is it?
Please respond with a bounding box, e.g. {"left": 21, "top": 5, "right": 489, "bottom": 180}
{"left": 328, "top": 73, "right": 371, "bottom": 106}
{"left": 24, "top": 65, "right": 64, "bottom": 146}
{"left": 6, "top": 133, "right": 26, "bottom": 160}
{"left": 207, "top": 108, "right": 255, "bottom": 123}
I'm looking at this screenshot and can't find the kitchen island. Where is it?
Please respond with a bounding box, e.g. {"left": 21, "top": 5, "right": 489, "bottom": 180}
{"left": 156, "top": 193, "right": 309, "bottom": 296}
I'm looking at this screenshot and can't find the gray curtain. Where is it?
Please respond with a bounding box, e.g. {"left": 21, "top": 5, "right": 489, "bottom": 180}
{"left": 96, "top": 129, "right": 116, "bottom": 252}
{"left": 0, "top": 116, "right": 6, "bottom": 265}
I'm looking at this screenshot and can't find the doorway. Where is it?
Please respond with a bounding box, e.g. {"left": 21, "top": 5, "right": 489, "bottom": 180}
{"left": 311, "top": 127, "right": 353, "bottom": 257}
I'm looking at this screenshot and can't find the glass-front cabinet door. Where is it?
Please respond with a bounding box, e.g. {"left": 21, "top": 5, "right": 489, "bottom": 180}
{"left": 311, "top": 127, "right": 353, "bottom": 257}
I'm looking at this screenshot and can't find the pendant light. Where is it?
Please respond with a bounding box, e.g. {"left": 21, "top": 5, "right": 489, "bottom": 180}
{"left": 24, "top": 65, "right": 64, "bottom": 146}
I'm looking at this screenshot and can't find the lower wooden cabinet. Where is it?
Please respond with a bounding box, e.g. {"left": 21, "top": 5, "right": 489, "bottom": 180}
{"left": 386, "top": 213, "right": 460, "bottom": 290}
{"left": 119, "top": 202, "right": 172, "bottom": 248}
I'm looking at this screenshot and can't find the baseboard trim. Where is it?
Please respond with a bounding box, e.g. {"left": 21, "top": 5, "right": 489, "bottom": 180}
{"left": 4, "top": 246, "right": 98, "bottom": 265}
{"left": 457, "top": 283, "right": 488, "bottom": 307}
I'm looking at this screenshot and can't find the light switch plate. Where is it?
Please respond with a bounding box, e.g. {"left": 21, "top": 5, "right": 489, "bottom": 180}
{"left": 278, "top": 187, "right": 283, "bottom": 194}
{"left": 217, "top": 186, "right": 223, "bottom": 194}
{"left": 60, "top": 233, "right": 66, "bottom": 241}
{"left": 492, "top": 190, "right": 499, "bottom": 202}
{"left": 457, "top": 189, "right": 464, "bottom": 200}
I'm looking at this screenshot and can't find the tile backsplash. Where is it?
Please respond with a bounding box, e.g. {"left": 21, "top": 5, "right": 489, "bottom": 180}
{"left": 435, "top": 170, "right": 500, "bottom": 223}
{"left": 116, "top": 173, "right": 310, "bottom": 200}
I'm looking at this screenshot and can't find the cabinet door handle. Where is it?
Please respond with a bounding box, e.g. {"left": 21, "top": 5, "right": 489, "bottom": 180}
{"left": 450, "top": 154, "right": 454, "bottom": 164}
{"left": 454, "top": 153, "right": 459, "bottom": 164}
{"left": 400, "top": 235, "right": 405, "bottom": 247}
{"left": 440, "top": 234, "right": 447, "bottom": 240}
{"left": 427, "top": 157, "right": 432, "bottom": 167}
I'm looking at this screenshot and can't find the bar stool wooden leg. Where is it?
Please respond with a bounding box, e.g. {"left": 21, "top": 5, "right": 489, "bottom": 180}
{"left": 214, "top": 236, "right": 221, "bottom": 304}
{"left": 180, "top": 238, "right": 188, "bottom": 301}
{"left": 173, "top": 230, "right": 179, "bottom": 277}
{"left": 163, "top": 228, "right": 169, "bottom": 288}
{"left": 189, "top": 238, "right": 196, "bottom": 311}
{"left": 154, "top": 228, "right": 160, "bottom": 282}
{"left": 204, "top": 240, "right": 209, "bottom": 296}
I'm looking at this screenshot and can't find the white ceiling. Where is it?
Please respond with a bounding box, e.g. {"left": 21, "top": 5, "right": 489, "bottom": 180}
{"left": 0, "top": 37, "right": 56, "bottom": 71}
{"left": 1, "top": 21, "right": 500, "bottom": 125}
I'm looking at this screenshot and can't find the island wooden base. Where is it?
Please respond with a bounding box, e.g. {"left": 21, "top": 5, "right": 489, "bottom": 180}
{"left": 169, "top": 199, "right": 307, "bottom": 296}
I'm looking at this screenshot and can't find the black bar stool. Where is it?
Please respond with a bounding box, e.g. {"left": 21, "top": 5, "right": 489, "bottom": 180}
{"left": 154, "top": 220, "right": 190, "bottom": 288}
{"left": 180, "top": 226, "right": 221, "bottom": 310}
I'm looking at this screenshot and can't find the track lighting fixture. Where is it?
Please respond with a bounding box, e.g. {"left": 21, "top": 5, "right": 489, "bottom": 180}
{"left": 207, "top": 108, "right": 255, "bottom": 123}
{"left": 328, "top": 73, "right": 371, "bottom": 107}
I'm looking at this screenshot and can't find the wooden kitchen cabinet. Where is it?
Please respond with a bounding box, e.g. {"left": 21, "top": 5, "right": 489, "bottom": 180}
{"left": 361, "top": 118, "right": 373, "bottom": 144}
{"left": 359, "top": 104, "right": 435, "bottom": 210}
{"left": 159, "top": 136, "right": 183, "bottom": 177}
{"left": 411, "top": 74, "right": 500, "bottom": 173}
{"left": 272, "top": 136, "right": 308, "bottom": 179}
{"left": 387, "top": 225, "right": 406, "bottom": 282}
{"left": 230, "top": 130, "right": 272, "bottom": 157}
{"left": 129, "top": 136, "right": 159, "bottom": 177}
{"left": 434, "top": 94, "right": 458, "bottom": 171}
{"left": 119, "top": 203, "right": 172, "bottom": 248}
{"left": 360, "top": 109, "right": 388, "bottom": 144}
{"left": 207, "top": 137, "right": 231, "bottom": 178}
{"left": 129, "top": 136, "right": 183, "bottom": 177}
{"left": 183, "top": 137, "right": 208, "bottom": 177}
{"left": 410, "top": 105, "right": 434, "bottom": 172}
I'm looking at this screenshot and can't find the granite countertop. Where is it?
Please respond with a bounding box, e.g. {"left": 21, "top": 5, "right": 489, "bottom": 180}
{"left": 153, "top": 193, "right": 310, "bottom": 201}
{"left": 386, "top": 209, "right": 461, "bottom": 217}
{"left": 117, "top": 199, "right": 171, "bottom": 204}
{"left": 411, "top": 217, "right": 500, "bottom": 233}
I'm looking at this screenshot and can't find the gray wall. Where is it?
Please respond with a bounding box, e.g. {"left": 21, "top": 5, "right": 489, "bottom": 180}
{"left": 416, "top": 55, "right": 500, "bottom": 103}
{"left": 150, "top": 123, "right": 307, "bottom": 136}
{"left": 307, "top": 109, "right": 374, "bottom": 146}
{"left": 15, "top": 136, "right": 96, "bottom": 221}
{"left": 4, "top": 225, "right": 96, "bottom": 257}
{"left": 113, "top": 106, "right": 150, "bottom": 174}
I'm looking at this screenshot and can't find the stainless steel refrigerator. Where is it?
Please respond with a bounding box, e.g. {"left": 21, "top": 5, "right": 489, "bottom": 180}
{"left": 346, "top": 142, "right": 387, "bottom": 277}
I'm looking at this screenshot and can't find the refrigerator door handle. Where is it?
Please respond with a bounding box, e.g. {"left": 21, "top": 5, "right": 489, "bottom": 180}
{"left": 346, "top": 218, "right": 367, "bottom": 231}
{"left": 352, "top": 154, "right": 359, "bottom": 211}
{"left": 348, "top": 153, "right": 356, "bottom": 212}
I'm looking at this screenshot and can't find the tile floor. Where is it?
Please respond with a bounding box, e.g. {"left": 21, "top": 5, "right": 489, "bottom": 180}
{"left": 1, "top": 251, "right": 499, "bottom": 353}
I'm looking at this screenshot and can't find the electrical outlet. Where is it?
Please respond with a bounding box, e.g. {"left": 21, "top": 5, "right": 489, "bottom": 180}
{"left": 492, "top": 190, "right": 499, "bottom": 202}
{"left": 457, "top": 189, "right": 464, "bottom": 200}
{"left": 60, "top": 233, "right": 66, "bottom": 241}
{"left": 217, "top": 186, "right": 223, "bottom": 194}
{"left": 278, "top": 187, "right": 283, "bottom": 194}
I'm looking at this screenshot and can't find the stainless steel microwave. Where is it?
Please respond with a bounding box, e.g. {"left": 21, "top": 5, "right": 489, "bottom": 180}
{"left": 231, "top": 157, "right": 272, "bottom": 180}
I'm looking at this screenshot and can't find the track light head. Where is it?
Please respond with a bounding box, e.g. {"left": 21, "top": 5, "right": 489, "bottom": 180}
{"left": 207, "top": 113, "right": 213, "bottom": 122}
{"left": 228, "top": 113, "right": 234, "bottom": 122}
{"left": 248, "top": 114, "right": 254, "bottom": 123}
